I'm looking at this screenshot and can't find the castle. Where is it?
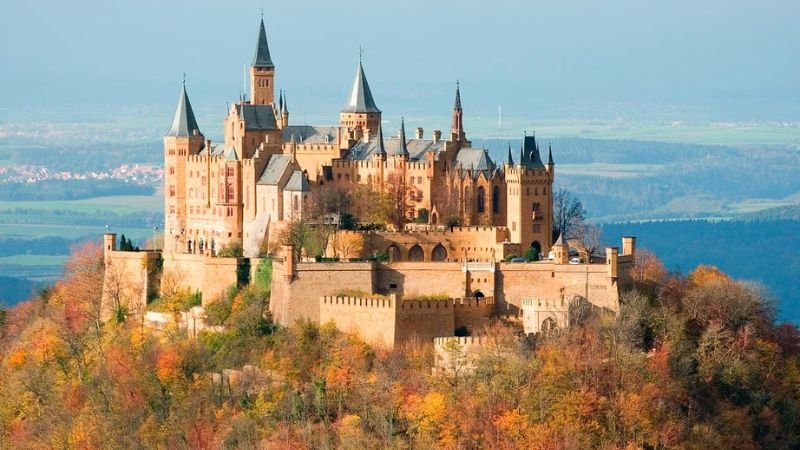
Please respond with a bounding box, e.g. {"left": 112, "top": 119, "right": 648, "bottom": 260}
{"left": 101, "top": 17, "right": 637, "bottom": 349}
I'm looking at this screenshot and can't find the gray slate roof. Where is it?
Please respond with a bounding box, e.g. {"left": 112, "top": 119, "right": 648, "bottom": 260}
{"left": 342, "top": 62, "right": 380, "bottom": 113}
{"left": 166, "top": 83, "right": 201, "bottom": 137}
{"left": 284, "top": 170, "right": 310, "bottom": 192}
{"left": 455, "top": 147, "right": 495, "bottom": 172}
{"left": 257, "top": 154, "right": 292, "bottom": 185}
{"left": 282, "top": 125, "right": 337, "bottom": 144}
{"left": 237, "top": 104, "right": 278, "bottom": 131}
{"left": 199, "top": 143, "right": 229, "bottom": 157}
{"left": 346, "top": 136, "right": 445, "bottom": 161}
{"left": 252, "top": 19, "right": 274, "bottom": 69}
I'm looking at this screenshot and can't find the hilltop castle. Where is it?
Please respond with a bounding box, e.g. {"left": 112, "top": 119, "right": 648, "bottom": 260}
{"left": 102, "top": 17, "right": 637, "bottom": 349}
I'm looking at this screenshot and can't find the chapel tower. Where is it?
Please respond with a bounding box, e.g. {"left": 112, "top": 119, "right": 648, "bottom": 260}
{"left": 250, "top": 17, "right": 275, "bottom": 106}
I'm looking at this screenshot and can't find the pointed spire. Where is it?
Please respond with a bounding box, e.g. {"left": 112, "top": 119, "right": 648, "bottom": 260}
{"left": 278, "top": 90, "right": 284, "bottom": 112}
{"left": 281, "top": 90, "right": 288, "bottom": 114}
{"left": 252, "top": 17, "right": 274, "bottom": 69}
{"left": 374, "top": 124, "right": 386, "bottom": 156}
{"left": 454, "top": 80, "right": 462, "bottom": 110}
{"left": 343, "top": 56, "right": 380, "bottom": 113}
{"left": 547, "top": 143, "right": 554, "bottom": 166}
{"left": 166, "top": 79, "right": 201, "bottom": 137}
{"left": 506, "top": 143, "right": 514, "bottom": 166}
{"left": 554, "top": 232, "right": 565, "bottom": 246}
{"left": 396, "top": 117, "right": 409, "bottom": 156}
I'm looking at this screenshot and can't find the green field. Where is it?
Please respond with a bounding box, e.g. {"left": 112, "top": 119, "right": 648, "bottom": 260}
{"left": 0, "top": 192, "right": 163, "bottom": 215}
{"left": 0, "top": 223, "right": 151, "bottom": 240}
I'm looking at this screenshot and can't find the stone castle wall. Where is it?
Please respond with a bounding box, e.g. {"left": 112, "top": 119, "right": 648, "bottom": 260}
{"left": 102, "top": 250, "right": 161, "bottom": 320}
{"left": 161, "top": 252, "right": 243, "bottom": 305}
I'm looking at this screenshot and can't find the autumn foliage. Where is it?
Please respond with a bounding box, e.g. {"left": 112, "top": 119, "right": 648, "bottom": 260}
{"left": 1, "top": 244, "right": 800, "bottom": 449}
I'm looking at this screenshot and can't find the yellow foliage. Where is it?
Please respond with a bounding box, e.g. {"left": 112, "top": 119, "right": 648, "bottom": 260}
{"left": 6, "top": 348, "right": 26, "bottom": 368}
{"left": 155, "top": 349, "right": 183, "bottom": 383}
{"left": 689, "top": 265, "right": 731, "bottom": 287}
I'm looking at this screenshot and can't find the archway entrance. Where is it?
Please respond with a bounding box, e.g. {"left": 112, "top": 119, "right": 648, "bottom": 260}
{"left": 531, "top": 240, "right": 542, "bottom": 253}
{"left": 430, "top": 212, "right": 438, "bottom": 225}
{"left": 408, "top": 244, "right": 424, "bottom": 261}
{"left": 541, "top": 317, "right": 558, "bottom": 333}
{"left": 472, "top": 290, "right": 485, "bottom": 298}
{"left": 388, "top": 245, "right": 401, "bottom": 262}
{"left": 431, "top": 244, "right": 447, "bottom": 261}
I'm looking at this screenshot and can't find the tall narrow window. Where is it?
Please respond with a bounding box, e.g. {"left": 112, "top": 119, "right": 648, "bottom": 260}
{"left": 492, "top": 186, "right": 500, "bottom": 214}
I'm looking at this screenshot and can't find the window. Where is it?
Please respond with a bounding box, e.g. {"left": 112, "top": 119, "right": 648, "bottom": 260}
{"left": 169, "top": 185, "right": 175, "bottom": 197}
{"left": 169, "top": 166, "right": 175, "bottom": 175}
{"left": 532, "top": 202, "right": 541, "bottom": 211}
{"left": 492, "top": 186, "right": 500, "bottom": 214}
{"left": 226, "top": 167, "right": 234, "bottom": 177}
{"left": 477, "top": 186, "right": 485, "bottom": 213}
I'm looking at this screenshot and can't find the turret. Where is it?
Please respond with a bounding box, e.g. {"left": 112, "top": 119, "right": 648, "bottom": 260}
{"left": 164, "top": 79, "right": 204, "bottom": 254}
{"left": 280, "top": 89, "right": 289, "bottom": 127}
{"left": 250, "top": 16, "right": 275, "bottom": 106}
{"left": 340, "top": 55, "right": 381, "bottom": 137}
{"left": 392, "top": 117, "right": 410, "bottom": 159}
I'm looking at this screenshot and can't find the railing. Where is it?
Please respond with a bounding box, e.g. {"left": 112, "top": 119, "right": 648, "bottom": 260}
{"left": 462, "top": 261, "right": 495, "bottom": 272}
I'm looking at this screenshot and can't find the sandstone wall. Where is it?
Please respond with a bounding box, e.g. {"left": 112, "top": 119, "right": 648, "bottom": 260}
{"left": 453, "top": 297, "right": 495, "bottom": 333}
{"left": 319, "top": 296, "right": 396, "bottom": 348}
{"left": 376, "top": 262, "right": 466, "bottom": 298}
{"left": 395, "top": 300, "right": 455, "bottom": 347}
{"left": 102, "top": 250, "right": 161, "bottom": 319}
{"left": 162, "top": 252, "right": 243, "bottom": 306}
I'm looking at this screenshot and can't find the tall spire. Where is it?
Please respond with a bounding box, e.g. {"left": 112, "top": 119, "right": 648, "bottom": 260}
{"left": 396, "top": 117, "right": 409, "bottom": 156}
{"left": 507, "top": 143, "right": 514, "bottom": 166}
{"left": 342, "top": 58, "right": 380, "bottom": 113}
{"left": 451, "top": 80, "right": 465, "bottom": 142}
{"left": 281, "top": 90, "right": 288, "bottom": 114}
{"left": 278, "top": 90, "right": 284, "bottom": 112}
{"left": 166, "top": 79, "right": 201, "bottom": 137}
{"left": 454, "top": 80, "right": 462, "bottom": 110}
{"left": 547, "top": 143, "right": 554, "bottom": 166}
{"left": 375, "top": 124, "right": 386, "bottom": 156}
{"left": 252, "top": 17, "right": 274, "bottom": 69}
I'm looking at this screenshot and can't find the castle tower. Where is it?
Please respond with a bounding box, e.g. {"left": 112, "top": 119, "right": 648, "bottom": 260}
{"left": 505, "top": 133, "right": 553, "bottom": 255}
{"left": 450, "top": 81, "right": 466, "bottom": 143}
{"left": 340, "top": 57, "right": 381, "bottom": 138}
{"left": 250, "top": 17, "right": 275, "bottom": 106}
{"left": 553, "top": 233, "right": 569, "bottom": 264}
{"left": 164, "top": 80, "right": 204, "bottom": 254}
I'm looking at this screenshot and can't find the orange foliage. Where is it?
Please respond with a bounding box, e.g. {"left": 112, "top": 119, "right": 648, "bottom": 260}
{"left": 688, "top": 264, "right": 731, "bottom": 287}
{"left": 155, "top": 348, "right": 183, "bottom": 383}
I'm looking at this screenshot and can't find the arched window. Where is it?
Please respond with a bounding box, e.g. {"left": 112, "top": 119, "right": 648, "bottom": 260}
{"left": 388, "top": 245, "right": 401, "bottom": 262}
{"left": 532, "top": 202, "right": 541, "bottom": 212}
{"left": 409, "top": 244, "right": 424, "bottom": 261}
{"left": 476, "top": 186, "right": 485, "bottom": 213}
{"left": 432, "top": 244, "right": 447, "bottom": 261}
{"left": 541, "top": 317, "right": 558, "bottom": 333}
{"left": 492, "top": 186, "right": 500, "bottom": 214}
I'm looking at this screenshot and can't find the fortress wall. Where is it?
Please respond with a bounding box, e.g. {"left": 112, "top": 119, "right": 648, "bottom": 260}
{"left": 102, "top": 250, "right": 161, "bottom": 319}
{"left": 202, "top": 257, "right": 242, "bottom": 304}
{"left": 497, "top": 262, "right": 620, "bottom": 314}
{"left": 319, "top": 296, "right": 396, "bottom": 348}
{"left": 433, "top": 336, "right": 490, "bottom": 372}
{"left": 453, "top": 297, "right": 495, "bottom": 333}
{"left": 375, "top": 262, "right": 466, "bottom": 297}
{"left": 466, "top": 270, "right": 495, "bottom": 297}
{"left": 341, "top": 227, "right": 509, "bottom": 262}
{"left": 270, "top": 261, "right": 376, "bottom": 326}
{"left": 162, "top": 253, "right": 242, "bottom": 306}
{"left": 395, "top": 300, "right": 454, "bottom": 347}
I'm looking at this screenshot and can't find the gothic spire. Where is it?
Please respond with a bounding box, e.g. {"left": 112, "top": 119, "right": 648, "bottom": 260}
{"left": 454, "top": 80, "right": 462, "bottom": 110}
{"left": 166, "top": 79, "right": 201, "bottom": 137}
{"left": 396, "top": 117, "right": 409, "bottom": 156}
{"left": 342, "top": 59, "right": 380, "bottom": 113}
{"left": 278, "top": 90, "right": 284, "bottom": 112}
{"left": 548, "top": 143, "right": 554, "bottom": 166}
{"left": 252, "top": 17, "right": 274, "bottom": 69}
{"left": 375, "top": 123, "right": 386, "bottom": 156}
{"left": 281, "top": 90, "right": 288, "bottom": 114}
{"left": 507, "top": 143, "right": 514, "bottom": 166}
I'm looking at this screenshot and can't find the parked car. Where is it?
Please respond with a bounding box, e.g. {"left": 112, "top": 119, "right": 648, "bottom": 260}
{"left": 569, "top": 257, "right": 581, "bottom": 264}
{"left": 510, "top": 257, "right": 527, "bottom": 263}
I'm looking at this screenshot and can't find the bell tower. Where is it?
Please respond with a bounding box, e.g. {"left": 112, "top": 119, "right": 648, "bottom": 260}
{"left": 250, "top": 16, "right": 275, "bottom": 106}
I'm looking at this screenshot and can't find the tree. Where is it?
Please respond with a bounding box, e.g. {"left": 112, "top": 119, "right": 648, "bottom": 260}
{"left": 334, "top": 233, "right": 364, "bottom": 259}
{"left": 572, "top": 218, "right": 602, "bottom": 260}
{"left": 280, "top": 219, "right": 315, "bottom": 260}
{"left": 553, "top": 188, "right": 585, "bottom": 239}
{"left": 351, "top": 183, "right": 393, "bottom": 227}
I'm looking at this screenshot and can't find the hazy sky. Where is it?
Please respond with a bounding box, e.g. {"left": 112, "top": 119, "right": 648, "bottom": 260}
{"left": 1, "top": 0, "right": 798, "bottom": 124}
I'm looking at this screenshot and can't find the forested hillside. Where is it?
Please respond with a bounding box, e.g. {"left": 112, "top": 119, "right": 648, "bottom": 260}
{"left": 2, "top": 244, "right": 800, "bottom": 449}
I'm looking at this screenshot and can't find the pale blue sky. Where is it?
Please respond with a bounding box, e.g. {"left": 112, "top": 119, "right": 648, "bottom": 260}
{"left": 1, "top": 0, "right": 798, "bottom": 123}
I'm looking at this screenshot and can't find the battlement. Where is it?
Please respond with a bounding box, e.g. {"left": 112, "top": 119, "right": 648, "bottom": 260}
{"left": 321, "top": 295, "right": 393, "bottom": 308}
{"left": 398, "top": 299, "right": 451, "bottom": 310}
{"left": 433, "top": 335, "right": 487, "bottom": 346}
{"left": 452, "top": 296, "right": 495, "bottom": 307}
